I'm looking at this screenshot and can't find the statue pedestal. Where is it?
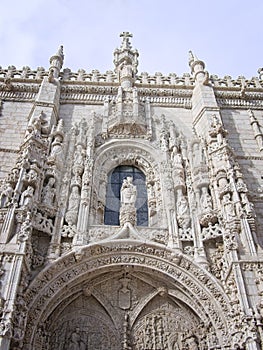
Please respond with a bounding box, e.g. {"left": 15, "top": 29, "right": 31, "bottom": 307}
{"left": 120, "top": 204, "right": 136, "bottom": 226}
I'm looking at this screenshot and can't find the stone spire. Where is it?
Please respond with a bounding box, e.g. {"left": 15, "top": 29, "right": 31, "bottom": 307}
{"left": 49, "top": 45, "right": 64, "bottom": 80}
{"left": 188, "top": 50, "right": 208, "bottom": 84}
{"left": 114, "top": 32, "right": 139, "bottom": 89}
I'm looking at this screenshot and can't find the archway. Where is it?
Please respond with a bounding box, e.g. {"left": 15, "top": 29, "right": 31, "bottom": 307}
{"left": 22, "top": 241, "right": 232, "bottom": 349}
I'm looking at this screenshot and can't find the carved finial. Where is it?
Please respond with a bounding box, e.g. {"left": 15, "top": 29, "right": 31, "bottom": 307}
{"left": 120, "top": 32, "right": 133, "bottom": 50}
{"left": 258, "top": 67, "right": 263, "bottom": 80}
{"left": 49, "top": 45, "right": 64, "bottom": 79}
{"left": 188, "top": 50, "right": 195, "bottom": 65}
{"left": 188, "top": 50, "right": 199, "bottom": 66}
{"left": 114, "top": 32, "right": 138, "bottom": 88}
{"left": 188, "top": 51, "right": 208, "bottom": 84}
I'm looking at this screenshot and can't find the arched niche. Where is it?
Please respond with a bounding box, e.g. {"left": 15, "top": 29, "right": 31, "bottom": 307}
{"left": 22, "top": 241, "right": 233, "bottom": 349}
{"left": 104, "top": 165, "right": 148, "bottom": 226}
{"left": 90, "top": 140, "right": 164, "bottom": 226}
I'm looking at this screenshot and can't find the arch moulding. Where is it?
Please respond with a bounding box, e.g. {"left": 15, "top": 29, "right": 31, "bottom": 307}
{"left": 23, "top": 240, "right": 233, "bottom": 348}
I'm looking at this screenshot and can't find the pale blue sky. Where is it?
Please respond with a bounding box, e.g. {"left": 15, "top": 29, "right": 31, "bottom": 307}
{"left": 1, "top": 0, "right": 263, "bottom": 78}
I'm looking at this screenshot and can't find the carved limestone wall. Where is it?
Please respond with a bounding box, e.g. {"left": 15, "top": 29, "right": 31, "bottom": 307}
{"left": 0, "top": 32, "right": 263, "bottom": 350}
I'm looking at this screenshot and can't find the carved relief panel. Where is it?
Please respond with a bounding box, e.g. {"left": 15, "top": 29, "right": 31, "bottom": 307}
{"left": 40, "top": 270, "right": 207, "bottom": 350}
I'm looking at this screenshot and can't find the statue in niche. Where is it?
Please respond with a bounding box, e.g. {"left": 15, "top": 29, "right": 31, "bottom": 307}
{"left": 121, "top": 177, "right": 137, "bottom": 206}
{"left": 171, "top": 147, "right": 182, "bottom": 166}
{"left": 0, "top": 183, "right": 13, "bottom": 208}
{"left": 27, "top": 168, "right": 38, "bottom": 182}
{"left": 42, "top": 177, "right": 56, "bottom": 206}
{"left": 26, "top": 111, "right": 45, "bottom": 138}
{"left": 222, "top": 193, "right": 236, "bottom": 221}
{"left": 176, "top": 192, "right": 190, "bottom": 229}
{"left": 192, "top": 142, "right": 200, "bottom": 168}
{"left": 68, "top": 327, "right": 86, "bottom": 350}
{"left": 200, "top": 187, "right": 213, "bottom": 212}
{"left": 160, "top": 130, "right": 169, "bottom": 152}
{"left": 48, "top": 134, "right": 63, "bottom": 164}
{"left": 74, "top": 145, "right": 85, "bottom": 168}
{"left": 65, "top": 186, "right": 80, "bottom": 225}
{"left": 19, "top": 186, "right": 34, "bottom": 208}
{"left": 240, "top": 193, "right": 254, "bottom": 216}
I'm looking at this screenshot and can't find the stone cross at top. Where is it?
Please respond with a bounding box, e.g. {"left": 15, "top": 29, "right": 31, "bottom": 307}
{"left": 120, "top": 32, "right": 133, "bottom": 39}
{"left": 120, "top": 32, "right": 133, "bottom": 49}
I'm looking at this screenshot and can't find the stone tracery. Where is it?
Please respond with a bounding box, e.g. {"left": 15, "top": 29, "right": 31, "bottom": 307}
{"left": 0, "top": 32, "right": 262, "bottom": 350}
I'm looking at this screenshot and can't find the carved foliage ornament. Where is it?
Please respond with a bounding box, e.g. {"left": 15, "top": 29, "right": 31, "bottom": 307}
{"left": 23, "top": 243, "right": 233, "bottom": 347}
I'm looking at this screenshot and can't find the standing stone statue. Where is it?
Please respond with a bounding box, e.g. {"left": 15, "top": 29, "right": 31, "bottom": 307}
{"left": 200, "top": 187, "right": 213, "bottom": 213}
{"left": 19, "top": 186, "right": 34, "bottom": 208}
{"left": 120, "top": 177, "right": 137, "bottom": 226}
{"left": 121, "top": 177, "right": 137, "bottom": 206}
{"left": 0, "top": 183, "right": 13, "bottom": 208}
{"left": 222, "top": 193, "right": 236, "bottom": 222}
{"left": 42, "top": 177, "right": 56, "bottom": 206}
{"left": 65, "top": 186, "right": 80, "bottom": 226}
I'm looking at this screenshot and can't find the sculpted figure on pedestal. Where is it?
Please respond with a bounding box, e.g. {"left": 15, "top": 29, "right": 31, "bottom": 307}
{"left": 120, "top": 177, "right": 137, "bottom": 226}
{"left": 48, "top": 135, "right": 63, "bottom": 165}
{"left": 65, "top": 186, "right": 80, "bottom": 225}
{"left": 27, "top": 168, "right": 38, "bottom": 183}
{"left": 121, "top": 177, "right": 137, "bottom": 206}
{"left": 176, "top": 192, "right": 190, "bottom": 229}
{"left": 42, "top": 177, "right": 56, "bottom": 206}
{"left": 0, "top": 183, "right": 14, "bottom": 208}
{"left": 26, "top": 111, "right": 45, "bottom": 138}
{"left": 200, "top": 187, "right": 213, "bottom": 213}
{"left": 74, "top": 145, "right": 85, "bottom": 168}
{"left": 19, "top": 186, "right": 34, "bottom": 208}
{"left": 171, "top": 147, "right": 183, "bottom": 167}
{"left": 222, "top": 193, "right": 236, "bottom": 222}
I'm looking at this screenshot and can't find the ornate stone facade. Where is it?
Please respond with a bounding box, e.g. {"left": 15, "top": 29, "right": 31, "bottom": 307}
{"left": 0, "top": 32, "right": 263, "bottom": 349}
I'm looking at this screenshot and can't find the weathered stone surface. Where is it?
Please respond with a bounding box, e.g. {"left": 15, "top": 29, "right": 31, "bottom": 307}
{"left": 0, "top": 33, "right": 263, "bottom": 349}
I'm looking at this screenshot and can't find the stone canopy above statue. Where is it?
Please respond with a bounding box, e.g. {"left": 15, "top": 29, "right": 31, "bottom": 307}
{"left": 114, "top": 32, "right": 139, "bottom": 89}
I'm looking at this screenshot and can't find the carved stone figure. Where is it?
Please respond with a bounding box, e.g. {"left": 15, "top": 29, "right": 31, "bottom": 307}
{"left": 186, "top": 335, "right": 199, "bottom": 350}
{"left": 171, "top": 147, "right": 182, "bottom": 166}
{"left": 65, "top": 186, "right": 80, "bottom": 225}
{"left": 120, "top": 177, "right": 137, "bottom": 226}
{"left": 0, "top": 183, "right": 13, "bottom": 208}
{"left": 27, "top": 168, "right": 38, "bottom": 183}
{"left": 120, "top": 59, "right": 133, "bottom": 79}
{"left": 240, "top": 192, "right": 254, "bottom": 216}
{"left": 200, "top": 187, "right": 212, "bottom": 212}
{"left": 118, "top": 276, "right": 131, "bottom": 310}
{"left": 74, "top": 145, "right": 85, "bottom": 168}
{"left": 121, "top": 177, "right": 137, "bottom": 206}
{"left": 19, "top": 186, "right": 34, "bottom": 207}
{"left": 176, "top": 192, "right": 190, "bottom": 229}
{"left": 48, "top": 134, "right": 63, "bottom": 164}
{"left": 222, "top": 193, "right": 236, "bottom": 221}
{"left": 42, "top": 177, "right": 56, "bottom": 206}
{"left": 26, "top": 111, "right": 45, "bottom": 138}
{"left": 68, "top": 327, "right": 85, "bottom": 350}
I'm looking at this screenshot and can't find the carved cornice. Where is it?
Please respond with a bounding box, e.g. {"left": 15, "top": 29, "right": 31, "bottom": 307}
{"left": 60, "top": 83, "right": 193, "bottom": 107}
{"left": 215, "top": 89, "right": 263, "bottom": 109}
{"left": 0, "top": 81, "right": 40, "bottom": 101}
{"left": 0, "top": 148, "right": 20, "bottom": 154}
{"left": 236, "top": 155, "right": 263, "bottom": 161}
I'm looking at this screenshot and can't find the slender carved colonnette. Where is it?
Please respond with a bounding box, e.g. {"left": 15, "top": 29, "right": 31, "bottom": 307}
{"left": 0, "top": 33, "right": 263, "bottom": 349}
